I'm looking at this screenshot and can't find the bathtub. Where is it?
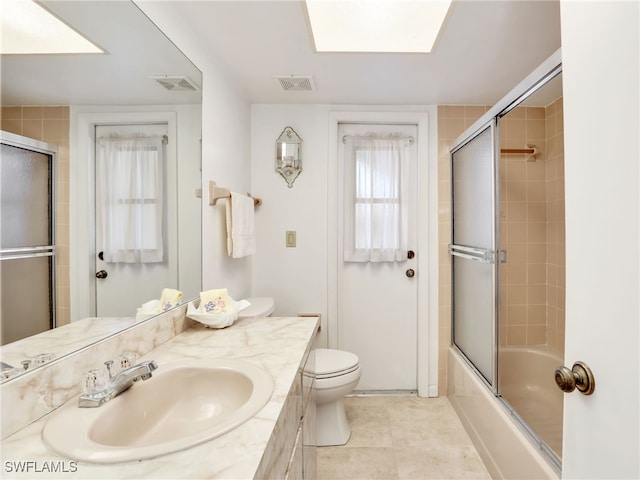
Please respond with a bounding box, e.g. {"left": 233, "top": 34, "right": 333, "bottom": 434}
{"left": 499, "top": 346, "right": 564, "bottom": 459}
{"left": 448, "top": 347, "right": 561, "bottom": 479}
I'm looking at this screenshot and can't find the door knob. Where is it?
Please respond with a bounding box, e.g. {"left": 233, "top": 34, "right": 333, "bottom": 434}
{"left": 406, "top": 269, "right": 415, "bottom": 278}
{"left": 554, "top": 361, "right": 595, "bottom": 395}
{"left": 96, "top": 270, "right": 108, "bottom": 279}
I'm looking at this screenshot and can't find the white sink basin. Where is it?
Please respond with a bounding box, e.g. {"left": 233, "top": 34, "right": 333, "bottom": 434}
{"left": 43, "top": 359, "right": 273, "bottom": 464}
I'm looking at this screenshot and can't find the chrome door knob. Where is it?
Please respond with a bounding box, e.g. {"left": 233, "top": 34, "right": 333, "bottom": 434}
{"left": 406, "top": 269, "right": 415, "bottom": 278}
{"left": 96, "top": 270, "right": 108, "bottom": 279}
{"left": 554, "top": 361, "right": 595, "bottom": 395}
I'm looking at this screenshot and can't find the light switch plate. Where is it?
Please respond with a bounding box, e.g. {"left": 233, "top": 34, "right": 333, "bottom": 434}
{"left": 286, "top": 230, "right": 296, "bottom": 247}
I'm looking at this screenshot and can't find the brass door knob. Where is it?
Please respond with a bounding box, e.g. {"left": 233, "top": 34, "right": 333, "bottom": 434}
{"left": 554, "top": 361, "right": 595, "bottom": 395}
{"left": 406, "top": 269, "right": 415, "bottom": 278}
{"left": 96, "top": 270, "right": 108, "bottom": 279}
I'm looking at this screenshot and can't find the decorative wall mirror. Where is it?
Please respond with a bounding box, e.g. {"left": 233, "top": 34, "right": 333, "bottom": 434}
{"left": 276, "top": 126, "right": 302, "bottom": 188}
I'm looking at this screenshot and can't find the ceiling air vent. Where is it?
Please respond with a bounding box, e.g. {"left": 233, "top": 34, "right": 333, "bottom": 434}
{"left": 149, "top": 75, "right": 200, "bottom": 92}
{"left": 274, "top": 75, "right": 316, "bottom": 92}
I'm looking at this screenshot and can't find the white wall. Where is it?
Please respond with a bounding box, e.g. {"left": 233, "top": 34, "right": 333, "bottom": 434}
{"left": 136, "top": 1, "right": 253, "bottom": 298}
{"left": 199, "top": 72, "right": 252, "bottom": 296}
{"left": 251, "top": 105, "right": 438, "bottom": 369}
{"left": 251, "top": 106, "right": 329, "bottom": 337}
{"left": 175, "top": 104, "right": 203, "bottom": 298}
{"left": 561, "top": 1, "right": 639, "bottom": 478}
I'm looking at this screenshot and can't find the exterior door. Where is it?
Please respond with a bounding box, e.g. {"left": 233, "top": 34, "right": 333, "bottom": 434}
{"left": 337, "top": 123, "right": 418, "bottom": 391}
{"left": 94, "top": 123, "right": 175, "bottom": 317}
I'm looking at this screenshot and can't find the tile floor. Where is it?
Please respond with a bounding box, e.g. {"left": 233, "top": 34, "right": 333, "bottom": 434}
{"left": 316, "top": 396, "right": 491, "bottom": 480}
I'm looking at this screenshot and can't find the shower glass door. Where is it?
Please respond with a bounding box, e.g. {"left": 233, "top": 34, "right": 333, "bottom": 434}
{"left": 450, "top": 122, "right": 498, "bottom": 387}
{"left": 0, "top": 133, "right": 56, "bottom": 345}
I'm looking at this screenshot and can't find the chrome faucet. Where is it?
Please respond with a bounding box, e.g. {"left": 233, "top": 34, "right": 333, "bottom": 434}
{"left": 78, "top": 360, "right": 158, "bottom": 408}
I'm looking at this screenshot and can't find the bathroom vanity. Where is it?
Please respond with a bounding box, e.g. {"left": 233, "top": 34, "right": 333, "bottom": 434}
{"left": 0, "top": 311, "right": 319, "bottom": 479}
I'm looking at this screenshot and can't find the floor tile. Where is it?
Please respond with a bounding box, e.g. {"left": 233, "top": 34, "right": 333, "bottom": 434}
{"left": 317, "top": 396, "right": 490, "bottom": 480}
{"left": 395, "top": 446, "right": 490, "bottom": 480}
{"left": 343, "top": 398, "right": 394, "bottom": 448}
{"left": 317, "top": 447, "right": 399, "bottom": 479}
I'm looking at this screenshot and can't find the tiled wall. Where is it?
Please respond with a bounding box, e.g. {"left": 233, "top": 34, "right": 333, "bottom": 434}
{"left": 437, "top": 100, "right": 566, "bottom": 394}
{"left": 499, "top": 106, "right": 549, "bottom": 347}
{"left": 498, "top": 101, "right": 566, "bottom": 356}
{"left": 1, "top": 106, "right": 71, "bottom": 326}
{"left": 544, "top": 98, "right": 565, "bottom": 355}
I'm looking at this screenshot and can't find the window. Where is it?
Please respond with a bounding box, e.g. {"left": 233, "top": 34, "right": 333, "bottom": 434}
{"left": 344, "top": 135, "right": 410, "bottom": 262}
{"left": 96, "top": 135, "right": 165, "bottom": 263}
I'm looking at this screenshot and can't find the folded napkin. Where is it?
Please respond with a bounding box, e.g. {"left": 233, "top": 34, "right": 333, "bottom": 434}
{"left": 136, "top": 288, "right": 183, "bottom": 319}
{"left": 160, "top": 288, "right": 183, "bottom": 311}
{"left": 188, "top": 291, "right": 251, "bottom": 328}
{"left": 137, "top": 299, "right": 162, "bottom": 316}
{"left": 200, "top": 288, "right": 234, "bottom": 314}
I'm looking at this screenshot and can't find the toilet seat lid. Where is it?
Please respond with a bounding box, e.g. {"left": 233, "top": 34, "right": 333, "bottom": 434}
{"left": 314, "top": 348, "right": 359, "bottom": 376}
{"left": 238, "top": 297, "right": 275, "bottom": 318}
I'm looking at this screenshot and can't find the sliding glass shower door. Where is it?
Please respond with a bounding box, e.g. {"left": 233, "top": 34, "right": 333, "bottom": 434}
{"left": 0, "top": 132, "right": 56, "bottom": 345}
{"left": 450, "top": 122, "right": 499, "bottom": 387}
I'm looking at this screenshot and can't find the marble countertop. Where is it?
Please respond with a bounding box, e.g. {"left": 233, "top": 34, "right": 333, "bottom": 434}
{"left": 1, "top": 316, "right": 144, "bottom": 381}
{"left": 1, "top": 316, "right": 319, "bottom": 479}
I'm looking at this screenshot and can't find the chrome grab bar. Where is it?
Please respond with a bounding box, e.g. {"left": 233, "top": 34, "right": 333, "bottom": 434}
{"left": 0, "top": 245, "right": 55, "bottom": 261}
{"left": 449, "top": 244, "right": 496, "bottom": 264}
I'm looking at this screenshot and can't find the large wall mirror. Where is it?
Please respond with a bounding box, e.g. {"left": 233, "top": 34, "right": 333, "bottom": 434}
{"left": 0, "top": 0, "right": 202, "bottom": 381}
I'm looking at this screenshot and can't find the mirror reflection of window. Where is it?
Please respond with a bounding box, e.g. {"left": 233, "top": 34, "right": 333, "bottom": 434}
{"left": 96, "top": 133, "right": 166, "bottom": 263}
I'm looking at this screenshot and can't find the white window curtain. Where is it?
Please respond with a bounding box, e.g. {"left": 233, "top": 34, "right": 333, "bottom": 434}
{"left": 96, "top": 135, "right": 164, "bottom": 263}
{"left": 343, "top": 134, "right": 411, "bottom": 262}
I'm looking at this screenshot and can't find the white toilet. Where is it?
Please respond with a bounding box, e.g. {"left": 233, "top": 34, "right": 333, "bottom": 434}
{"left": 238, "top": 297, "right": 275, "bottom": 319}
{"left": 237, "top": 300, "right": 360, "bottom": 446}
{"left": 311, "top": 348, "right": 361, "bottom": 446}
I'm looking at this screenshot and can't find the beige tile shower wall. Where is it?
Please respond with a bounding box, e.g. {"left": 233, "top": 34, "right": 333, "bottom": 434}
{"left": 499, "top": 101, "right": 566, "bottom": 355}
{"left": 499, "top": 106, "right": 548, "bottom": 347}
{"left": 437, "top": 102, "right": 566, "bottom": 393}
{"left": 1, "top": 106, "right": 71, "bottom": 326}
{"left": 437, "top": 105, "right": 490, "bottom": 395}
{"left": 545, "top": 98, "right": 566, "bottom": 356}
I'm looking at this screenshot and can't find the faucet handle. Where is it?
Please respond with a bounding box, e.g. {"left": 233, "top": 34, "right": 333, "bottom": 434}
{"left": 118, "top": 352, "right": 137, "bottom": 370}
{"left": 83, "top": 368, "right": 108, "bottom": 395}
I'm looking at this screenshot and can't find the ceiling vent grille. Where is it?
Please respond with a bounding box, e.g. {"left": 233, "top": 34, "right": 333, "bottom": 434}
{"left": 149, "top": 75, "right": 200, "bottom": 92}
{"left": 274, "top": 75, "right": 316, "bottom": 92}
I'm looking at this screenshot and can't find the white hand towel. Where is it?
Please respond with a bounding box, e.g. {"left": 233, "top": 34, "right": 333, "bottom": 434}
{"left": 225, "top": 192, "right": 256, "bottom": 258}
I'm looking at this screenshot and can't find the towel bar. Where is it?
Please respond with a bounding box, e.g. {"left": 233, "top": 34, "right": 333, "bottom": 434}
{"left": 208, "top": 180, "right": 262, "bottom": 206}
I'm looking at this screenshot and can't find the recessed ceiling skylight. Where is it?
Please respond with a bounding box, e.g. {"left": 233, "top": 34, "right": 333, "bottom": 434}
{"left": 1, "top": 0, "right": 104, "bottom": 54}
{"left": 305, "top": 0, "right": 452, "bottom": 53}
